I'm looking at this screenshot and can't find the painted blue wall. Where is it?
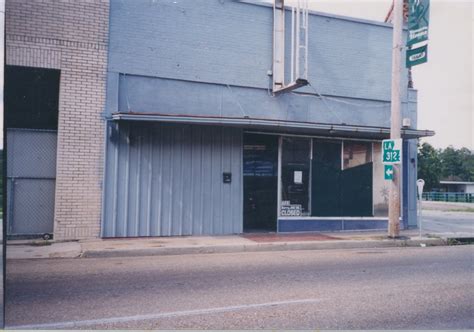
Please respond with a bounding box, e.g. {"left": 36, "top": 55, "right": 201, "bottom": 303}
{"left": 115, "top": 74, "right": 397, "bottom": 127}
{"left": 106, "top": 0, "right": 415, "bottom": 128}
{"left": 103, "top": 0, "right": 420, "bottom": 235}
{"left": 404, "top": 139, "right": 419, "bottom": 228}
{"left": 102, "top": 122, "right": 243, "bottom": 237}
{"left": 278, "top": 219, "right": 394, "bottom": 232}
{"left": 108, "top": 0, "right": 408, "bottom": 101}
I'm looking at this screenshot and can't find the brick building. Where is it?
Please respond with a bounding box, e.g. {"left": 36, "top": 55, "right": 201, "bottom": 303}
{"left": 5, "top": 0, "right": 109, "bottom": 240}
{"left": 5, "top": 0, "right": 433, "bottom": 240}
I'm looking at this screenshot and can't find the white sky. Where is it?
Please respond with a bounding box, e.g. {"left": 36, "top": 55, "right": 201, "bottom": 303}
{"left": 291, "top": 0, "right": 473, "bottom": 150}
{"left": 0, "top": 1, "right": 472, "bottom": 150}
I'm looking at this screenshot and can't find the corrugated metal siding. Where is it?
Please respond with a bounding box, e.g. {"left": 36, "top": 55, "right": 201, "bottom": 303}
{"left": 102, "top": 122, "right": 243, "bottom": 237}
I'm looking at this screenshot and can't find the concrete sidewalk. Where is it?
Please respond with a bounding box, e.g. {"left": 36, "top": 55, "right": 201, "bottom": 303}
{"left": 6, "top": 229, "right": 454, "bottom": 260}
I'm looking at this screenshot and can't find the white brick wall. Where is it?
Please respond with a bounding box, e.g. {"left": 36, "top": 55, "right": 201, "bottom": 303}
{"left": 6, "top": 0, "right": 109, "bottom": 240}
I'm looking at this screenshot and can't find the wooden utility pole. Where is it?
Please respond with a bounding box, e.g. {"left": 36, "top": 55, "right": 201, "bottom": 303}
{"left": 388, "top": 0, "right": 403, "bottom": 238}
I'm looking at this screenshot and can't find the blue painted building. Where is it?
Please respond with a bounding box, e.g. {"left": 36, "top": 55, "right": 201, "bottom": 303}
{"left": 101, "top": 0, "right": 433, "bottom": 237}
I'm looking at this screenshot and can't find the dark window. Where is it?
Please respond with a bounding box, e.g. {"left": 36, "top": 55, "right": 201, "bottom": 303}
{"left": 281, "top": 137, "right": 311, "bottom": 216}
{"left": 342, "top": 141, "right": 373, "bottom": 216}
{"left": 311, "top": 140, "right": 342, "bottom": 216}
{"left": 5, "top": 65, "right": 60, "bottom": 130}
{"left": 312, "top": 139, "right": 373, "bottom": 217}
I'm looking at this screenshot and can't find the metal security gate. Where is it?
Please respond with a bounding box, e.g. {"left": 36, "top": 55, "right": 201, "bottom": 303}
{"left": 6, "top": 129, "right": 57, "bottom": 238}
{"left": 102, "top": 122, "right": 243, "bottom": 237}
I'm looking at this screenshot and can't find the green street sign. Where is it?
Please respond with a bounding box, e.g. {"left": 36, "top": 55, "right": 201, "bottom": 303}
{"left": 382, "top": 139, "right": 402, "bottom": 164}
{"left": 384, "top": 165, "right": 394, "bottom": 181}
{"left": 407, "top": 0, "right": 430, "bottom": 46}
{"left": 383, "top": 140, "right": 395, "bottom": 151}
{"left": 406, "top": 44, "right": 428, "bottom": 68}
{"left": 383, "top": 150, "right": 401, "bottom": 163}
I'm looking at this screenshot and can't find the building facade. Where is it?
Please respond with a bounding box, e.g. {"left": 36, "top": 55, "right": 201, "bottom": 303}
{"left": 5, "top": 0, "right": 433, "bottom": 240}
{"left": 439, "top": 181, "right": 474, "bottom": 194}
{"left": 5, "top": 0, "right": 109, "bottom": 240}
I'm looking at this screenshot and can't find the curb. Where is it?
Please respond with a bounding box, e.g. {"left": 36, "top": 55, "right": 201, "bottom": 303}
{"left": 81, "top": 238, "right": 448, "bottom": 259}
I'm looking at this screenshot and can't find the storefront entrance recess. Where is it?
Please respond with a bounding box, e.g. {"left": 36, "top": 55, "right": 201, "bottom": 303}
{"left": 243, "top": 134, "right": 278, "bottom": 232}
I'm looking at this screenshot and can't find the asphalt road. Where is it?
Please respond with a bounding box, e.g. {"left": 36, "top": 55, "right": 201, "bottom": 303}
{"left": 422, "top": 209, "right": 474, "bottom": 236}
{"left": 6, "top": 245, "right": 474, "bottom": 329}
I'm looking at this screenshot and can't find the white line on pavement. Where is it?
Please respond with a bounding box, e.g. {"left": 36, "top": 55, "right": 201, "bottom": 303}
{"left": 9, "top": 298, "right": 325, "bottom": 329}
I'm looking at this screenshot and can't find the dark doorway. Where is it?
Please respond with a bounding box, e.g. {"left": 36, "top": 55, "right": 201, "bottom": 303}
{"left": 5, "top": 65, "right": 60, "bottom": 130}
{"left": 243, "top": 133, "right": 278, "bottom": 232}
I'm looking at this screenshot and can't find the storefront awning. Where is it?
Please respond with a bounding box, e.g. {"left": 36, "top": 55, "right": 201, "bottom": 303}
{"left": 111, "top": 113, "right": 435, "bottom": 139}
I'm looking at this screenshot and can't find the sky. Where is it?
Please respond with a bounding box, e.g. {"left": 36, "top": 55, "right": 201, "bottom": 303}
{"left": 284, "top": 0, "right": 473, "bottom": 150}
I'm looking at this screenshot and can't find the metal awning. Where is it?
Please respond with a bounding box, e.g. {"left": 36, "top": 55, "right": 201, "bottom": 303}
{"left": 111, "top": 113, "right": 435, "bottom": 139}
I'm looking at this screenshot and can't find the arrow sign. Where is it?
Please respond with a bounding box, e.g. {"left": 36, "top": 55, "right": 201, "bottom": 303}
{"left": 385, "top": 165, "right": 394, "bottom": 180}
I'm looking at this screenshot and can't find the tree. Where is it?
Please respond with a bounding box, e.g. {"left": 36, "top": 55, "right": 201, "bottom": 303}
{"left": 417, "top": 142, "right": 442, "bottom": 191}
{"left": 440, "top": 146, "right": 463, "bottom": 181}
{"left": 417, "top": 144, "right": 474, "bottom": 191}
{"left": 440, "top": 146, "right": 474, "bottom": 181}
{"left": 459, "top": 147, "right": 474, "bottom": 181}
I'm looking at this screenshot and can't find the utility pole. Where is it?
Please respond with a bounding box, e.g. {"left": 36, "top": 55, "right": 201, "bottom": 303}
{"left": 388, "top": 0, "right": 403, "bottom": 238}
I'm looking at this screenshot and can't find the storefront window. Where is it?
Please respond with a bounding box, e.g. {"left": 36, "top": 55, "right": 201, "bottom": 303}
{"left": 343, "top": 141, "right": 372, "bottom": 169}
{"left": 311, "top": 140, "right": 342, "bottom": 216}
{"left": 278, "top": 137, "right": 385, "bottom": 219}
{"left": 281, "top": 137, "right": 311, "bottom": 216}
{"left": 312, "top": 139, "right": 373, "bottom": 217}
{"left": 340, "top": 141, "right": 373, "bottom": 216}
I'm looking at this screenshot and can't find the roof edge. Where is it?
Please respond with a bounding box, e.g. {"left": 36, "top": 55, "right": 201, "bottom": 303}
{"left": 237, "top": 0, "right": 395, "bottom": 29}
{"left": 439, "top": 181, "right": 474, "bottom": 185}
{"left": 110, "top": 112, "right": 435, "bottom": 139}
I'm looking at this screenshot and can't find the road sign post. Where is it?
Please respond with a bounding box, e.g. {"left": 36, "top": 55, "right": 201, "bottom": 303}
{"left": 382, "top": 137, "right": 403, "bottom": 237}
{"left": 388, "top": 0, "right": 403, "bottom": 238}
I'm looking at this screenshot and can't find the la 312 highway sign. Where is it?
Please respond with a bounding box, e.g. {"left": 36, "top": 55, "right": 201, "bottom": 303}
{"left": 382, "top": 139, "right": 402, "bottom": 164}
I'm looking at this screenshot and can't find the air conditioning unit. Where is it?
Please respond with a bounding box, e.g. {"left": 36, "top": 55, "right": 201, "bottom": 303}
{"left": 402, "top": 118, "right": 411, "bottom": 128}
